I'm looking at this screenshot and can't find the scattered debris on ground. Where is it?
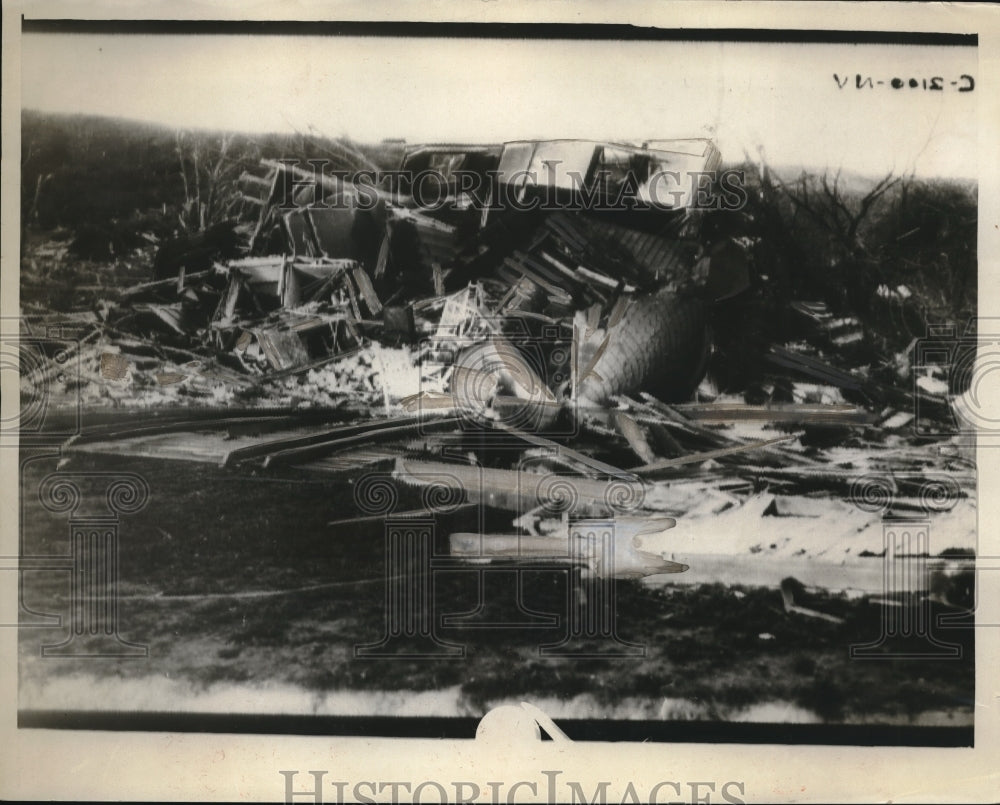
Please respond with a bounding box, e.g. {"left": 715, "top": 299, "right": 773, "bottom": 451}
{"left": 21, "top": 137, "right": 976, "bottom": 600}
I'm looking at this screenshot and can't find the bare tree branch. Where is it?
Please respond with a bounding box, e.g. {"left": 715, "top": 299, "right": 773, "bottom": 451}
{"left": 777, "top": 166, "right": 900, "bottom": 256}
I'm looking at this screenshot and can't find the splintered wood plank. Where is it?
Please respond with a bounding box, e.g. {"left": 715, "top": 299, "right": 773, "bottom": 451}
{"left": 70, "top": 415, "right": 301, "bottom": 447}
{"left": 584, "top": 303, "right": 601, "bottom": 341}
{"left": 351, "top": 265, "right": 383, "bottom": 316}
{"left": 766, "top": 344, "right": 865, "bottom": 390}
{"left": 395, "top": 457, "right": 653, "bottom": 516}
{"left": 374, "top": 228, "right": 392, "bottom": 279}
{"left": 607, "top": 295, "right": 632, "bottom": 328}
{"left": 630, "top": 434, "right": 799, "bottom": 475}
{"left": 576, "top": 332, "right": 610, "bottom": 392}
{"left": 672, "top": 402, "right": 875, "bottom": 425}
{"left": 432, "top": 262, "right": 445, "bottom": 296}
{"left": 612, "top": 410, "right": 658, "bottom": 464}
{"left": 255, "top": 328, "right": 310, "bottom": 371}
{"left": 304, "top": 447, "right": 406, "bottom": 475}
{"left": 261, "top": 416, "right": 463, "bottom": 468}
{"left": 647, "top": 422, "right": 687, "bottom": 458}
{"left": 489, "top": 420, "right": 627, "bottom": 478}
{"left": 67, "top": 430, "right": 272, "bottom": 464}
{"left": 343, "top": 272, "right": 363, "bottom": 321}
{"left": 220, "top": 414, "right": 439, "bottom": 466}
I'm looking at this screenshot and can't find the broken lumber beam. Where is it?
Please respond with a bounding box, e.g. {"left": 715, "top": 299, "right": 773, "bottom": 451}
{"left": 220, "top": 413, "right": 455, "bottom": 467}
{"left": 374, "top": 227, "right": 392, "bottom": 279}
{"left": 395, "top": 458, "right": 652, "bottom": 516}
{"left": 612, "top": 411, "right": 658, "bottom": 464}
{"left": 731, "top": 465, "right": 911, "bottom": 498}
{"left": 398, "top": 391, "right": 459, "bottom": 413}
{"left": 352, "top": 266, "right": 383, "bottom": 316}
{"left": 575, "top": 265, "right": 620, "bottom": 291}
{"left": 66, "top": 415, "right": 303, "bottom": 449}
{"left": 669, "top": 402, "right": 876, "bottom": 426}
{"left": 260, "top": 416, "right": 463, "bottom": 469}
{"left": 633, "top": 402, "right": 823, "bottom": 467}
{"left": 607, "top": 295, "right": 632, "bottom": 329}
{"left": 576, "top": 332, "right": 611, "bottom": 392}
{"left": 118, "top": 270, "right": 212, "bottom": 300}
{"left": 636, "top": 392, "right": 693, "bottom": 423}
{"left": 490, "top": 420, "right": 630, "bottom": 479}
{"left": 647, "top": 422, "right": 688, "bottom": 458}
{"left": 765, "top": 344, "right": 864, "bottom": 391}
{"left": 502, "top": 256, "right": 573, "bottom": 306}
{"left": 328, "top": 503, "right": 476, "bottom": 527}
{"left": 630, "top": 434, "right": 799, "bottom": 475}
{"left": 626, "top": 393, "right": 748, "bottom": 449}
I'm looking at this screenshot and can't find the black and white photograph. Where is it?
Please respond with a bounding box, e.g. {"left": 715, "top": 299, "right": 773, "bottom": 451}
{"left": 3, "top": 2, "right": 999, "bottom": 802}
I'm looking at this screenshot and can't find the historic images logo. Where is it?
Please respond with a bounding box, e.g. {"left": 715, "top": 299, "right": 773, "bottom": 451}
{"left": 279, "top": 769, "right": 748, "bottom": 804}
{"left": 913, "top": 318, "right": 1000, "bottom": 445}
{"left": 846, "top": 473, "right": 968, "bottom": 660}
{"left": 273, "top": 159, "right": 748, "bottom": 215}
{"left": 350, "top": 466, "right": 652, "bottom": 660}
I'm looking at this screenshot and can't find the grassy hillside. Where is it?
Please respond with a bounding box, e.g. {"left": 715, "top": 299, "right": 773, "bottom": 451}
{"left": 20, "top": 109, "right": 406, "bottom": 254}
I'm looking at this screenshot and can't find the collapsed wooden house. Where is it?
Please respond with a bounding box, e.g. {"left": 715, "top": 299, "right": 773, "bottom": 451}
{"left": 91, "top": 138, "right": 753, "bottom": 401}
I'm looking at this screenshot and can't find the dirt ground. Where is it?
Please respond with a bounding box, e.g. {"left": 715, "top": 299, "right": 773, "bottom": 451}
{"left": 18, "top": 448, "right": 975, "bottom": 735}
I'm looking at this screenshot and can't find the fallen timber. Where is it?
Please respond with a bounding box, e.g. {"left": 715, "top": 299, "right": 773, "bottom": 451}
{"left": 450, "top": 516, "right": 689, "bottom": 580}
{"left": 393, "top": 457, "right": 652, "bottom": 518}
{"left": 667, "top": 402, "right": 877, "bottom": 426}
{"left": 630, "top": 434, "right": 801, "bottom": 475}
{"left": 57, "top": 407, "right": 974, "bottom": 598}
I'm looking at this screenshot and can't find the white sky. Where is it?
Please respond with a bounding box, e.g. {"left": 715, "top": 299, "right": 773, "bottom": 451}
{"left": 21, "top": 33, "right": 979, "bottom": 178}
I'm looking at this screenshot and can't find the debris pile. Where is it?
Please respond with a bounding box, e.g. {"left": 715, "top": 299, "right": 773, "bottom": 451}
{"left": 28, "top": 139, "right": 763, "bottom": 411}
{"left": 23, "top": 137, "right": 976, "bottom": 598}
{"left": 23, "top": 136, "right": 971, "bottom": 445}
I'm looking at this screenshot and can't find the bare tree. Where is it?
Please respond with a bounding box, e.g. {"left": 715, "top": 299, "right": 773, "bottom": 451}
{"left": 776, "top": 168, "right": 902, "bottom": 259}
{"left": 175, "top": 131, "right": 244, "bottom": 232}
